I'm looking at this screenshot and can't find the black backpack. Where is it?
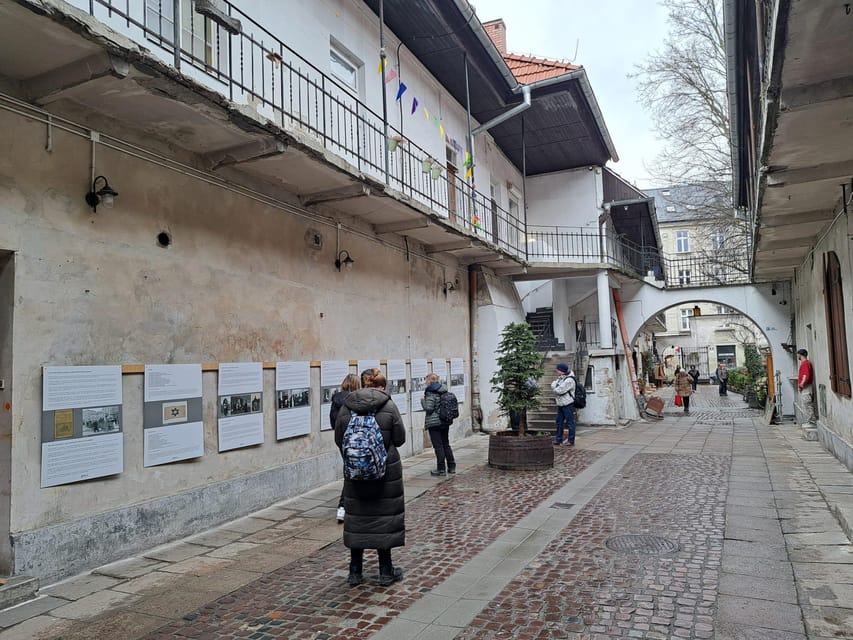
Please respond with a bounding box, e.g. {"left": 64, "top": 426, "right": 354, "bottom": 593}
{"left": 437, "top": 391, "right": 460, "bottom": 423}
{"left": 570, "top": 376, "right": 587, "bottom": 408}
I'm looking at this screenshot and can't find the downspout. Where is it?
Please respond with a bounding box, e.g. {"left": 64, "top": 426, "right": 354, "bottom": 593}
{"left": 471, "top": 84, "right": 531, "bottom": 137}
{"left": 379, "top": 0, "right": 390, "bottom": 185}
{"left": 468, "top": 266, "right": 482, "bottom": 431}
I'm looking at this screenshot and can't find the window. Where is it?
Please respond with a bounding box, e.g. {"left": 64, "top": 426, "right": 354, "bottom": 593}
{"left": 676, "top": 231, "right": 689, "bottom": 253}
{"left": 824, "top": 252, "right": 851, "bottom": 397}
{"left": 330, "top": 45, "right": 359, "bottom": 91}
{"left": 712, "top": 229, "right": 725, "bottom": 251}
{"left": 678, "top": 269, "right": 691, "bottom": 285}
{"left": 716, "top": 305, "right": 733, "bottom": 315}
{"left": 145, "top": 0, "right": 228, "bottom": 73}
{"left": 713, "top": 265, "right": 727, "bottom": 283}
{"left": 681, "top": 309, "right": 691, "bottom": 330}
{"left": 716, "top": 344, "right": 736, "bottom": 366}
{"left": 662, "top": 190, "right": 670, "bottom": 196}
{"left": 666, "top": 205, "right": 676, "bottom": 212}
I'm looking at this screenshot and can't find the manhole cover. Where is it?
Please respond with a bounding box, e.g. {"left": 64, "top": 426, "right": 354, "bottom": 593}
{"left": 605, "top": 534, "right": 679, "bottom": 554}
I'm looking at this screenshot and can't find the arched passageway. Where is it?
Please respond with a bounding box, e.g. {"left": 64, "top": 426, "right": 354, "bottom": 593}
{"left": 620, "top": 282, "right": 795, "bottom": 415}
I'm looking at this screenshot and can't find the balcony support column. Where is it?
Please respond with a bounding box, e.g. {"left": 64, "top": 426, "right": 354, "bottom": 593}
{"left": 596, "top": 269, "right": 613, "bottom": 349}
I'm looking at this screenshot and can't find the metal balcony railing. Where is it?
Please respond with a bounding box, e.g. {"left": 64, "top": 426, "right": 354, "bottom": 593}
{"left": 660, "top": 250, "right": 751, "bottom": 288}
{"left": 73, "top": 0, "right": 526, "bottom": 258}
{"left": 526, "top": 226, "right": 653, "bottom": 279}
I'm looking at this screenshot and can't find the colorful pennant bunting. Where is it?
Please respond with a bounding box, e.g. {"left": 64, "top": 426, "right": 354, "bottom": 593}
{"left": 411, "top": 97, "right": 419, "bottom": 114}
{"left": 395, "top": 82, "right": 407, "bottom": 101}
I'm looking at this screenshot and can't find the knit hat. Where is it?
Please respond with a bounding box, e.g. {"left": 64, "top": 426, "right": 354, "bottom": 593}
{"left": 556, "top": 363, "right": 569, "bottom": 373}
{"left": 796, "top": 348, "right": 808, "bottom": 357}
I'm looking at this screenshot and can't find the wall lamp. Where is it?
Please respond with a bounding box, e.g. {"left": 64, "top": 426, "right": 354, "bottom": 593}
{"left": 335, "top": 250, "right": 354, "bottom": 271}
{"left": 85, "top": 175, "right": 118, "bottom": 213}
{"left": 443, "top": 281, "right": 456, "bottom": 296}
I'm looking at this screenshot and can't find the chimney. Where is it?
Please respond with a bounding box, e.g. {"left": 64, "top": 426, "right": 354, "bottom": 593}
{"left": 483, "top": 19, "right": 506, "bottom": 54}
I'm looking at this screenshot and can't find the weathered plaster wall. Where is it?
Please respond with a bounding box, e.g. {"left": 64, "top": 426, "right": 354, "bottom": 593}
{"left": 525, "top": 168, "right": 601, "bottom": 228}
{"left": 475, "top": 271, "right": 525, "bottom": 430}
{"left": 0, "top": 110, "right": 475, "bottom": 579}
{"left": 793, "top": 214, "right": 853, "bottom": 450}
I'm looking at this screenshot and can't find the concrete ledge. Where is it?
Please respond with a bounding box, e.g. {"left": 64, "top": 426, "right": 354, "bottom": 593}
{"left": 12, "top": 451, "right": 339, "bottom": 583}
{"left": 816, "top": 422, "right": 853, "bottom": 473}
{"left": 0, "top": 576, "right": 39, "bottom": 610}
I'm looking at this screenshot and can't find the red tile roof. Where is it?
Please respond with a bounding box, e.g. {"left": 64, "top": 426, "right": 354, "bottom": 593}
{"left": 502, "top": 53, "right": 581, "bottom": 84}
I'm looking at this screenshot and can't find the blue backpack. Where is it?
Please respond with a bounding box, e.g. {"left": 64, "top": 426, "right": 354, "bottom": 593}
{"left": 342, "top": 408, "right": 388, "bottom": 481}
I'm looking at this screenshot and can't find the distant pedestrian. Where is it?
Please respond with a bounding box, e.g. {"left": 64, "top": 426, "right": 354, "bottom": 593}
{"left": 334, "top": 368, "right": 406, "bottom": 587}
{"left": 550, "top": 363, "right": 576, "bottom": 446}
{"left": 688, "top": 365, "right": 700, "bottom": 391}
{"left": 717, "top": 363, "right": 729, "bottom": 396}
{"left": 654, "top": 363, "right": 665, "bottom": 389}
{"left": 674, "top": 367, "right": 693, "bottom": 415}
{"left": 422, "top": 372, "right": 456, "bottom": 476}
{"left": 330, "top": 373, "right": 361, "bottom": 523}
{"left": 797, "top": 349, "right": 817, "bottom": 424}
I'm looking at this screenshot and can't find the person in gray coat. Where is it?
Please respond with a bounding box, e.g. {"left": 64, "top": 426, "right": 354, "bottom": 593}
{"left": 334, "top": 368, "right": 406, "bottom": 587}
{"left": 422, "top": 372, "right": 456, "bottom": 476}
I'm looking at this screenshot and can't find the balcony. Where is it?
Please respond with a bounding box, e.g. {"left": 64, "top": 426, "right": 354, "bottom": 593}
{"left": 0, "top": 0, "right": 525, "bottom": 265}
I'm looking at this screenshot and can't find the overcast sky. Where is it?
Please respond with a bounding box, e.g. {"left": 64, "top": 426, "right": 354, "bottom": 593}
{"left": 476, "top": 0, "right": 671, "bottom": 189}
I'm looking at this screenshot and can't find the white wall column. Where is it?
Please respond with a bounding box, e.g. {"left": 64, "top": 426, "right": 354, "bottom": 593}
{"left": 597, "top": 269, "right": 613, "bottom": 349}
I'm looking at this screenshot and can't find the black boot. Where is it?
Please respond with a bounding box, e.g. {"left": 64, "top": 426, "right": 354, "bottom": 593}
{"left": 430, "top": 467, "right": 446, "bottom": 476}
{"left": 378, "top": 549, "right": 402, "bottom": 586}
{"left": 447, "top": 463, "right": 456, "bottom": 474}
{"left": 347, "top": 549, "right": 364, "bottom": 586}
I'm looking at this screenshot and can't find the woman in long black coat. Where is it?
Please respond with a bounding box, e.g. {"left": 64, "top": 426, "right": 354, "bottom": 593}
{"left": 334, "top": 367, "right": 406, "bottom": 586}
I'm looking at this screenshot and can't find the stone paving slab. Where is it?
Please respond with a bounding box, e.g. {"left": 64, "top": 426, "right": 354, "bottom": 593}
{"left": 0, "top": 597, "right": 68, "bottom": 629}
{"left": 41, "top": 573, "right": 123, "bottom": 600}
{"left": 716, "top": 594, "right": 805, "bottom": 634}
{"left": 801, "top": 605, "right": 853, "bottom": 638}
{"left": 718, "top": 572, "right": 798, "bottom": 603}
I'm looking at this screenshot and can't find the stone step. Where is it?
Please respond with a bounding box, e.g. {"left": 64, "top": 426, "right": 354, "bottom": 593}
{"left": 0, "top": 576, "right": 39, "bottom": 610}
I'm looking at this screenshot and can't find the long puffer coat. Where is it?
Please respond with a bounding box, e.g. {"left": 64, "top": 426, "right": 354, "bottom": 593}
{"left": 334, "top": 388, "right": 406, "bottom": 550}
{"left": 674, "top": 371, "right": 693, "bottom": 397}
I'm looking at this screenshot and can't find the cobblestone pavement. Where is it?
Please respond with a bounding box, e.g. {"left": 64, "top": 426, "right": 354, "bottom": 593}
{"left": 457, "top": 452, "right": 727, "bottom": 639}
{"left": 2, "top": 386, "right": 852, "bottom": 640}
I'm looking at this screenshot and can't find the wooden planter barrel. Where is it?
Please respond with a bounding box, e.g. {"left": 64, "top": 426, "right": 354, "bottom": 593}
{"left": 488, "top": 431, "right": 554, "bottom": 470}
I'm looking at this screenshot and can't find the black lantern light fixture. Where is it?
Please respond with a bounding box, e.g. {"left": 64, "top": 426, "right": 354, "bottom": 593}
{"left": 692, "top": 304, "right": 701, "bottom": 317}
{"left": 335, "top": 250, "right": 354, "bottom": 271}
{"left": 85, "top": 175, "right": 118, "bottom": 213}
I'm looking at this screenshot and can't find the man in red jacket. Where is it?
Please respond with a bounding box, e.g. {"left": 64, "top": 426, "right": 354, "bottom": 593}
{"left": 797, "top": 349, "right": 817, "bottom": 424}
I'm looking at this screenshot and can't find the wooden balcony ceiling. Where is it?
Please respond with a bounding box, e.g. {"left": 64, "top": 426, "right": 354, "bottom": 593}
{"left": 363, "top": 0, "right": 614, "bottom": 174}
{"left": 754, "top": 1, "right": 853, "bottom": 280}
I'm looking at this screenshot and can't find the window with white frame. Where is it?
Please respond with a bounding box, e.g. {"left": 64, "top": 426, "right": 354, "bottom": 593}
{"left": 145, "top": 0, "right": 228, "bottom": 73}
{"left": 713, "top": 265, "right": 728, "bottom": 283}
{"left": 716, "top": 304, "right": 733, "bottom": 314}
{"left": 330, "top": 44, "right": 360, "bottom": 91}
{"left": 676, "top": 231, "right": 689, "bottom": 253}
{"left": 678, "top": 269, "right": 691, "bottom": 285}
{"left": 681, "top": 308, "right": 691, "bottom": 330}
{"left": 711, "top": 228, "right": 725, "bottom": 251}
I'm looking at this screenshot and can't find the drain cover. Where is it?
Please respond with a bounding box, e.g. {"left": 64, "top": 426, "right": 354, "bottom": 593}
{"left": 550, "top": 502, "right": 576, "bottom": 510}
{"left": 605, "top": 534, "right": 679, "bottom": 554}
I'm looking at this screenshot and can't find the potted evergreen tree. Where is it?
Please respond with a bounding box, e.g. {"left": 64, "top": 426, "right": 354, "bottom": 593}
{"left": 488, "top": 322, "right": 552, "bottom": 470}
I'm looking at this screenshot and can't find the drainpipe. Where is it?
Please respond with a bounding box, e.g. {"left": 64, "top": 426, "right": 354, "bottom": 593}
{"left": 471, "top": 84, "right": 531, "bottom": 137}
{"left": 379, "top": 0, "right": 390, "bottom": 185}
{"left": 468, "top": 266, "right": 483, "bottom": 431}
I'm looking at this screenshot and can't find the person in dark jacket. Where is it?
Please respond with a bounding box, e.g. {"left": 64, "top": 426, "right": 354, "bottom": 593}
{"left": 421, "top": 372, "right": 455, "bottom": 476}
{"left": 334, "top": 368, "right": 406, "bottom": 587}
{"left": 330, "top": 373, "right": 361, "bottom": 523}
